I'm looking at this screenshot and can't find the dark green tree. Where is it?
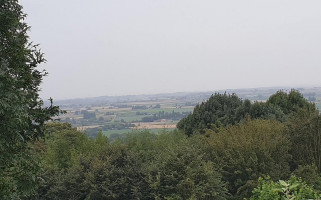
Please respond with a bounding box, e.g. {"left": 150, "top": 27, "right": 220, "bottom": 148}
{"left": 147, "top": 138, "right": 228, "bottom": 199}
{"left": 204, "top": 120, "right": 291, "bottom": 199}
{"left": 177, "top": 93, "right": 244, "bottom": 135}
{"left": 267, "top": 89, "right": 315, "bottom": 115}
{"left": 0, "top": 1, "right": 60, "bottom": 198}
{"left": 177, "top": 93, "right": 283, "bottom": 136}
{"left": 125, "top": 130, "right": 228, "bottom": 199}
{"left": 178, "top": 90, "right": 314, "bottom": 136}
{"left": 31, "top": 124, "right": 150, "bottom": 200}
{"left": 286, "top": 108, "right": 321, "bottom": 172}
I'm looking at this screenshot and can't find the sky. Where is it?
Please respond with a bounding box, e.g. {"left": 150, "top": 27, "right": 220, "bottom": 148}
{"left": 20, "top": 0, "right": 321, "bottom": 100}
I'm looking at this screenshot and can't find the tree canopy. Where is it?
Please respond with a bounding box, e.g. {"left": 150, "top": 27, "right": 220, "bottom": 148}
{"left": 0, "top": 1, "right": 60, "bottom": 198}
{"left": 247, "top": 176, "right": 321, "bottom": 200}
{"left": 2, "top": 1, "right": 321, "bottom": 199}
{"left": 177, "top": 90, "right": 314, "bottom": 136}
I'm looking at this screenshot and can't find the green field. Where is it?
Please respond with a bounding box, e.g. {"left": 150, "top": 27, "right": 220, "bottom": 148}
{"left": 102, "top": 129, "right": 132, "bottom": 137}
{"left": 115, "top": 111, "right": 144, "bottom": 122}
{"left": 102, "top": 128, "right": 176, "bottom": 137}
{"left": 113, "top": 107, "right": 193, "bottom": 122}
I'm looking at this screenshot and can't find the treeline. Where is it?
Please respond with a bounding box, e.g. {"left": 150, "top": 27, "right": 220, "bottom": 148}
{"left": 175, "top": 89, "right": 321, "bottom": 199}
{"left": 177, "top": 89, "right": 315, "bottom": 135}
{"left": 132, "top": 104, "right": 161, "bottom": 110}
{"left": 22, "top": 90, "right": 321, "bottom": 199}
{"left": 27, "top": 123, "right": 228, "bottom": 199}
{"left": 4, "top": 0, "right": 321, "bottom": 198}
{"left": 85, "top": 122, "right": 135, "bottom": 138}
{"left": 141, "top": 110, "right": 191, "bottom": 122}
{"left": 4, "top": 90, "right": 321, "bottom": 199}
{"left": 27, "top": 102, "right": 321, "bottom": 199}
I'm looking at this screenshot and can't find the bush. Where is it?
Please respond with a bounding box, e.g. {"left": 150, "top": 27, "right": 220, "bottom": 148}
{"left": 247, "top": 176, "right": 321, "bottom": 200}
{"left": 204, "top": 119, "right": 291, "bottom": 199}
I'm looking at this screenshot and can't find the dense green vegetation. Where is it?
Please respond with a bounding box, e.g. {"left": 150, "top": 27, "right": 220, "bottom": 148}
{"left": 247, "top": 176, "right": 321, "bottom": 200}
{"left": 26, "top": 106, "right": 321, "bottom": 199}
{"left": 2, "top": 0, "right": 321, "bottom": 199}
{"left": 140, "top": 110, "right": 190, "bottom": 122}
{"left": 204, "top": 120, "right": 290, "bottom": 199}
{"left": 28, "top": 124, "right": 227, "bottom": 199}
{"left": 177, "top": 90, "right": 315, "bottom": 136}
{"left": 0, "top": 1, "right": 61, "bottom": 198}
{"left": 27, "top": 89, "right": 321, "bottom": 199}
{"left": 22, "top": 89, "right": 321, "bottom": 199}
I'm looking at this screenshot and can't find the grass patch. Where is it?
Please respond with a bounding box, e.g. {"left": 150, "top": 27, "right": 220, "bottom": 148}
{"left": 102, "top": 128, "right": 177, "bottom": 137}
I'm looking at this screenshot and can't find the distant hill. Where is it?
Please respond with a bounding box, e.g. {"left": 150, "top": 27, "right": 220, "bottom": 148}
{"left": 51, "top": 86, "right": 321, "bottom": 108}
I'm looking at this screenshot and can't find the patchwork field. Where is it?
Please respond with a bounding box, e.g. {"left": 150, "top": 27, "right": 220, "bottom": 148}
{"left": 57, "top": 87, "right": 321, "bottom": 138}
{"left": 59, "top": 97, "right": 195, "bottom": 137}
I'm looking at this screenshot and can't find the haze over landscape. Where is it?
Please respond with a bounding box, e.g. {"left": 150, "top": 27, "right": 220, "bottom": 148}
{"left": 21, "top": 0, "right": 321, "bottom": 100}
{"left": 4, "top": 1, "right": 321, "bottom": 199}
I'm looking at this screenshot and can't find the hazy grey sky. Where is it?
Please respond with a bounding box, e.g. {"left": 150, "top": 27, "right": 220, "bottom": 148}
{"left": 21, "top": 0, "right": 321, "bottom": 100}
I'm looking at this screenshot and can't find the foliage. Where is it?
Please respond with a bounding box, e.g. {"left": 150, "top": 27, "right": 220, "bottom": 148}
{"left": 178, "top": 90, "right": 315, "bottom": 136}
{"left": 30, "top": 125, "right": 228, "bottom": 199}
{"left": 30, "top": 103, "right": 321, "bottom": 200}
{"left": 85, "top": 122, "right": 134, "bottom": 138}
{"left": 204, "top": 119, "right": 291, "bottom": 199}
{"left": 141, "top": 110, "right": 190, "bottom": 122}
{"left": 126, "top": 130, "right": 228, "bottom": 200}
{"left": 0, "top": 1, "right": 60, "bottom": 198}
{"left": 81, "top": 110, "right": 96, "bottom": 120}
{"left": 247, "top": 176, "right": 321, "bottom": 200}
{"left": 84, "top": 143, "right": 150, "bottom": 199}
{"left": 132, "top": 105, "right": 148, "bottom": 110}
{"left": 31, "top": 124, "right": 150, "bottom": 199}
{"left": 286, "top": 108, "right": 321, "bottom": 172}
{"left": 293, "top": 164, "right": 321, "bottom": 192}
{"left": 177, "top": 93, "right": 284, "bottom": 136}
{"left": 3, "top": 0, "right": 321, "bottom": 199}
{"left": 177, "top": 93, "right": 244, "bottom": 135}
{"left": 267, "top": 89, "right": 316, "bottom": 115}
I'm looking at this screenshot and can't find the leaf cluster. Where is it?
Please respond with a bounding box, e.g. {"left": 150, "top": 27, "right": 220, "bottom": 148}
{"left": 29, "top": 125, "right": 228, "bottom": 200}
{"left": 0, "top": 1, "right": 61, "bottom": 198}
{"left": 248, "top": 176, "right": 321, "bottom": 200}
{"left": 177, "top": 90, "right": 314, "bottom": 136}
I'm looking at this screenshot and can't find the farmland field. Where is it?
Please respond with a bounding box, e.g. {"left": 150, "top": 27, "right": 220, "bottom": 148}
{"left": 56, "top": 87, "right": 321, "bottom": 138}
{"left": 58, "top": 96, "right": 195, "bottom": 138}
